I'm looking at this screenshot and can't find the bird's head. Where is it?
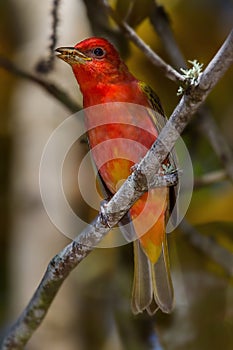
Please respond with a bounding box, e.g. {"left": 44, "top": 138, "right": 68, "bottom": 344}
{"left": 56, "top": 37, "right": 135, "bottom": 88}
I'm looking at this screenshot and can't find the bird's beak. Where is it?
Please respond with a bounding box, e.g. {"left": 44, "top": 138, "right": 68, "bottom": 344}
{"left": 55, "top": 47, "right": 91, "bottom": 65}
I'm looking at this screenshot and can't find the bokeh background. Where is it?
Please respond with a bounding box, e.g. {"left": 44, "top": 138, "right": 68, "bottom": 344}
{"left": 0, "top": 0, "right": 233, "bottom": 349}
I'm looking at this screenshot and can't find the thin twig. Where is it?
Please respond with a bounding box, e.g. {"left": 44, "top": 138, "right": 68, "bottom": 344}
{"left": 180, "top": 220, "right": 233, "bottom": 276}
{"left": 197, "top": 106, "right": 233, "bottom": 182}
{"left": 149, "top": 2, "right": 186, "bottom": 69}
{"left": 100, "top": 0, "right": 185, "bottom": 85}
{"left": 35, "top": 0, "right": 61, "bottom": 73}
{"left": 0, "top": 55, "right": 80, "bottom": 113}
{"left": 194, "top": 169, "right": 227, "bottom": 188}
{"left": 2, "top": 28, "right": 233, "bottom": 350}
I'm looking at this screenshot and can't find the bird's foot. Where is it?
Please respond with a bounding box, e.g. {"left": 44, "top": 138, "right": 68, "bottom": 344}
{"left": 99, "top": 199, "right": 111, "bottom": 228}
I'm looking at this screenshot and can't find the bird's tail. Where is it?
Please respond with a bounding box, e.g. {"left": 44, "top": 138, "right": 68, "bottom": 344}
{"left": 131, "top": 234, "right": 174, "bottom": 315}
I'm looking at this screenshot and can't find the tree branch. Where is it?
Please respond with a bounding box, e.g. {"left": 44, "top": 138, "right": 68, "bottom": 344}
{"left": 194, "top": 169, "right": 227, "bottom": 188}
{"left": 148, "top": 3, "right": 233, "bottom": 183}
{"left": 197, "top": 106, "right": 233, "bottom": 182}
{"left": 35, "top": 0, "right": 61, "bottom": 74}
{"left": 149, "top": 2, "right": 186, "bottom": 69}
{"left": 0, "top": 55, "right": 80, "bottom": 113}
{"left": 180, "top": 220, "right": 233, "bottom": 276}
{"left": 100, "top": 0, "right": 185, "bottom": 84}
{"left": 2, "top": 28, "right": 233, "bottom": 350}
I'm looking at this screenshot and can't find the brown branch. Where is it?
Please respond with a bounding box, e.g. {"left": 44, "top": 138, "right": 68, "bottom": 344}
{"left": 149, "top": 2, "right": 186, "bottom": 69}
{"left": 149, "top": 2, "right": 233, "bottom": 183}
{"left": 35, "top": 0, "right": 61, "bottom": 74}
{"left": 2, "top": 28, "right": 233, "bottom": 350}
{"left": 100, "top": 0, "right": 185, "bottom": 85}
{"left": 180, "top": 220, "right": 233, "bottom": 276}
{"left": 0, "top": 55, "right": 80, "bottom": 113}
{"left": 197, "top": 107, "right": 233, "bottom": 181}
{"left": 194, "top": 169, "right": 227, "bottom": 188}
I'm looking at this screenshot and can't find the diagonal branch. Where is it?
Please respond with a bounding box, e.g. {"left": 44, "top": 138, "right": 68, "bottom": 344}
{"left": 149, "top": 1, "right": 186, "bottom": 69}
{"left": 2, "top": 28, "right": 233, "bottom": 350}
{"left": 197, "top": 106, "right": 233, "bottom": 182}
{"left": 180, "top": 220, "right": 233, "bottom": 276}
{"left": 0, "top": 55, "right": 80, "bottom": 113}
{"left": 100, "top": 0, "right": 185, "bottom": 84}
{"left": 194, "top": 169, "right": 227, "bottom": 188}
{"left": 149, "top": 3, "right": 233, "bottom": 182}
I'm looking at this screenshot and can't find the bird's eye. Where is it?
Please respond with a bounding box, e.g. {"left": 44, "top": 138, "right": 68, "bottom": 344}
{"left": 93, "top": 47, "right": 105, "bottom": 58}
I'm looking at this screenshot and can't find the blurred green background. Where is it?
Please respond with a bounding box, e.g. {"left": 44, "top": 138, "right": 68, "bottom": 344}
{"left": 0, "top": 0, "right": 233, "bottom": 349}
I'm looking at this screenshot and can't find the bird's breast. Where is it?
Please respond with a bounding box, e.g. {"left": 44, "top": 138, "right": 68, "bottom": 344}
{"left": 84, "top": 101, "right": 158, "bottom": 193}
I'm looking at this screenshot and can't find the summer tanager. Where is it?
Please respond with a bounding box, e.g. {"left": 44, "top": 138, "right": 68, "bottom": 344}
{"left": 56, "top": 37, "right": 176, "bottom": 315}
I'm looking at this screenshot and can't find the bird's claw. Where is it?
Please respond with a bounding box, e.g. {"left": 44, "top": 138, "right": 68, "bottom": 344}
{"left": 149, "top": 168, "right": 181, "bottom": 189}
{"left": 99, "top": 199, "right": 111, "bottom": 227}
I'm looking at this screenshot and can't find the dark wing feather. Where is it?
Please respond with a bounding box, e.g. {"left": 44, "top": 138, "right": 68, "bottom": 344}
{"left": 139, "top": 81, "right": 178, "bottom": 220}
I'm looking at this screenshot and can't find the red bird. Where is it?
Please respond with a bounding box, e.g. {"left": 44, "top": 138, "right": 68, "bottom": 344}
{"left": 56, "top": 37, "right": 176, "bottom": 314}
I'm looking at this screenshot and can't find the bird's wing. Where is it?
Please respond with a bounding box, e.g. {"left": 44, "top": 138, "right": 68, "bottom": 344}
{"left": 139, "top": 81, "right": 178, "bottom": 222}
{"left": 138, "top": 81, "right": 167, "bottom": 131}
